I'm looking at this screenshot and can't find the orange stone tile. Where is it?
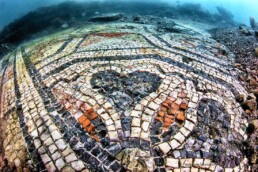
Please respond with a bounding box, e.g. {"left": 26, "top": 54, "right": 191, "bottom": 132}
{"left": 158, "top": 111, "right": 165, "bottom": 117}
{"left": 171, "top": 103, "right": 179, "bottom": 110}
{"left": 85, "top": 124, "right": 94, "bottom": 133}
{"left": 164, "top": 117, "right": 174, "bottom": 124}
{"left": 180, "top": 103, "right": 188, "bottom": 110}
{"left": 91, "top": 135, "right": 100, "bottom": 142}
{"left": 168, "top": 108, "right": 177, "bottom": 115}
{"left": 162, "top": 102, "right": 169, "bottom": 108}
{"left": 176, "top": 111, "right": 185, "bottom": 123}
{"left": 163, "top": 122, "right": 172, "bottom": 129}
{"left": 155, "top": 116, "right": 163, "bottom": 122}
{"left": 87, "top": 112, "right": 98, "bottom": 120}
{"left": 164, "top": 99, "right": 173, "bottom": 105}
{"left": 165, "top": 114, "right": 174, "bottom": 119}
{"left": 80, "top": 103, "right": 92, "bottom": 112}
{"left": 87, "top": 107, "right": 94, "bottom": 114}
{"left": 78, "top": 115, "right": 87, "bottom": 124}
{"left": 82, "top": 119, "right": 91, "bottom": 128}
{"left": 163, "top": 124, "right": 170, "bottom": 129}
{"left": 160, "top": 106, "right": 167, "bottom": 111}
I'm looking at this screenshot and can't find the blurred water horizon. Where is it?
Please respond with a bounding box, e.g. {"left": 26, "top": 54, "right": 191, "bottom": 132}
{"left": 0, "top": 0, "right": 258, "bottom": 31}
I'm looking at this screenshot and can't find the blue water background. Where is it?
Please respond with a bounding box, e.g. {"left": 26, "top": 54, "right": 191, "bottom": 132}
{"left": 0, "top": 0, "right": 258, "bottom": 30}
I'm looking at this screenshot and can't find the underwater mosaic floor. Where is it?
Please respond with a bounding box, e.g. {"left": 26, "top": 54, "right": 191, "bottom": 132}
{"left": 0, "top": 23, "right": 250, "bottom": 171}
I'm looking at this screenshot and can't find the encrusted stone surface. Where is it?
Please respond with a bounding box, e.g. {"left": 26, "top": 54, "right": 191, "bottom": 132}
{"left": 0, "top": 22, "right": 250, "bottom": 171}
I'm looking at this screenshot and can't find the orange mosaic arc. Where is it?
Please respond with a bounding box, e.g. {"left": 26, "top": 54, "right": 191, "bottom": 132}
{"left": 81, "top": 32, "right": 131, "bottom": 47}
{"left": 52, "top": 88, "right": 101, "bottom": 142}
{"left": 156, "top": 98, "right": 187, "bottom": 130}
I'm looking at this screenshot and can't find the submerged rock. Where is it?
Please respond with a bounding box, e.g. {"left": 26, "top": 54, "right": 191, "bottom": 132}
{"left": 255, "top": 47, "right": 258, "bottom": 57}
{"left": 61, "top": 23, "right": 69, "bottom": 28}
{"left": 255, "top": 31, "right": 258, "bottom": 39}
{"left": 89, "top": 13, "right": 123, "bottom": 22}
{"left": 246, "top": 120, "right": 257, "bottom": 134}
{"left": 251, "top": 89, "right": 258, "bottom": 100}
{"left": 250, "top": 17, "right": 258, "bottom": 30}
{"left": 132, "top": 15, "right": 141, "bottom": 22}
{"left": 157, "top": 19, "right": 177, "bottom": 32}
{"left": 157, "top": 19, "right": 192, "bottom": 35}
{"left": 241, "top": 99, "right": 257, "bottom": 112}
{"left": 236, "top": 94, "right": 245, "bottom": 103}
{"left": 239, "top": 25, "right": 252, "bottom": 35}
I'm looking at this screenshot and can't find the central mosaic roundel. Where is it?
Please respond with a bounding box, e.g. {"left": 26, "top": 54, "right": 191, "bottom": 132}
{"left": 0, "top": 23, "right": 249, "bottom": 171}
